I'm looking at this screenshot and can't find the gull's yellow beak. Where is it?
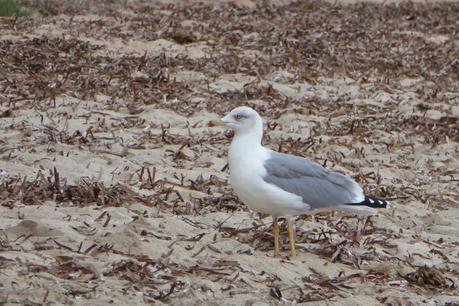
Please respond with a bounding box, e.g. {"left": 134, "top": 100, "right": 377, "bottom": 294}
{"left": 208, "top": 119, "right": 227, "bottom": 127}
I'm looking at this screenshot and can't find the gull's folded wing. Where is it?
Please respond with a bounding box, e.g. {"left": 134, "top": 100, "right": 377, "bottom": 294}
{"left": 263, "top": 151, "right": 364, "bottom": 209}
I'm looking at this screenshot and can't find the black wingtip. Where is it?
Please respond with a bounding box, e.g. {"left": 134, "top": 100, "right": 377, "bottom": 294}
{"left": 347, "top": 196, "right": 389, "bottom": 208}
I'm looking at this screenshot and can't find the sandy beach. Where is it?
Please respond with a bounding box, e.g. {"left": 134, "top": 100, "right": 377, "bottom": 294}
{"left": 0, "top": 0, "right": 458, "bottom": 304}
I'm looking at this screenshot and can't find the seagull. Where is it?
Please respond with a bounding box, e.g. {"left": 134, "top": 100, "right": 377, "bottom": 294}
{"left": 210, "top": 106, "right": 388, "bottom": 257}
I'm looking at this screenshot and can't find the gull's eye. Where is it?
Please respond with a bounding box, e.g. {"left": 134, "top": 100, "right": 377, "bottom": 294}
{"left": 234, "top": 113, "right": 245, "bottom": 120}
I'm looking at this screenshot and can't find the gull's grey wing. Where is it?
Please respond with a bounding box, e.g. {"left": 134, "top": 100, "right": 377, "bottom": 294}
{"left": 263, "top": 150, "right": 362, "bottom": 209}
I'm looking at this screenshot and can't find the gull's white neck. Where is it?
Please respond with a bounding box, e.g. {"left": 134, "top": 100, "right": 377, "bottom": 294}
{"left": 228, "top": 121, "right": 264, "bottom": 164}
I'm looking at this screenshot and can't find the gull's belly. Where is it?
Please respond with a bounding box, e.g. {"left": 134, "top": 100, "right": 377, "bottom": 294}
{"left": 229, "top": 162, "right": 307, "bottom": 217}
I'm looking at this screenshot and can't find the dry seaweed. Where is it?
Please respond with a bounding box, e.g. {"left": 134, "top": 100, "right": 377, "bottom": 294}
{"left": 404, "top": 266, "right": 455, "bottom": 289}
{"left": 0, "top": 168, "right": 146, "bottom": 207}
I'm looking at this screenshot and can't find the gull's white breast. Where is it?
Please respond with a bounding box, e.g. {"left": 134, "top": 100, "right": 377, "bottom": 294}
{"left": 228, "top": 143, "right": 309, "bottom": 217}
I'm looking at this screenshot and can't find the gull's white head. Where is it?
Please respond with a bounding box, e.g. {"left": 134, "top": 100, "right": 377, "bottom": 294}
{"left": 210, "top": 106, "right": 263, "bottom": 138}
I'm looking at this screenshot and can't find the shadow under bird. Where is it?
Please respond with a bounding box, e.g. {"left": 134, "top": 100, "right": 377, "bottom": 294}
{"left": 209, "top": 106, "right": 388, "bottom": 257}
